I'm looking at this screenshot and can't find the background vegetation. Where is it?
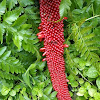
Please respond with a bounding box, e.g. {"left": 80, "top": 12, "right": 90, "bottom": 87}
{"left": 0, "top": 0, "right": 100, "bottom": 100}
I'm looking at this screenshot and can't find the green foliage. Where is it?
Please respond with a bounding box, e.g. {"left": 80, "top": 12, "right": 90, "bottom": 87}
{"left": 64, "top": 0, "right": 100, "bottom": 99}
{"left": 60, "top": 0, "right": 71, "bottom": 18}
{"left": 0, "top": 0, "right": 100, "bottom": 100}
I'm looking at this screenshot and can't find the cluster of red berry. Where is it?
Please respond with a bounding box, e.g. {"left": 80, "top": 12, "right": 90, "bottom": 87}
{"left": 38, "top": 0, "right": 71, "bottom": 100}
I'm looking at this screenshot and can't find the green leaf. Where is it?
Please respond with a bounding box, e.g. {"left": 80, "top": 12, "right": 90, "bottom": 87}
{"left": 3, "top": 7, "right": 22, "bottom": 24}
{"left": 59, "top": 0, "right": 71, "bottom": 18}
{"left": 84, "top": 82, "right": 91, "bottom": 90}
{"left": 79, "top": 78, "right": 84, "bottom": 84}
{"left": 12, "top": 14, "right": 27, "bottom": 28}
{"left": 0, "top": 24, "right": 5, "bottom": 44}
{"left": 76, "top": 96, "right": 86, "bottom": 100}
{"left": 25, "top": 63, "right": 36, "bottom": 74}
{"left": 19, "top": 94, "right": 25, "bottom": 100}
{"left": 76, "top": 0, "right": 83, "bottom": 9}
{"left": 22, "top": 72, "right": 32, "bottom": 89}
{"left": 9, "top": 90, "right": 16, "bottom": 96}
{"left": 0, "top": 46, "right": 7, "bottom": 56}
{"left": 73, "top": 57, "right": 80, "bottom": 63}
{"left": 88, "top": 88, "right": 97, "bottom": 97}
{"left": 18, "top": 0, "right": 34, "bottom": 7}
{"left": 1, "top": 51, "right": 11, "bottom": 60}
{"left": 77, "top": 86, "right": 86, "bottom": 96}
{"left": 40, "top": 94, "right": 50, "bottom": 100}
{"left": 38, "top": 82, "right": 45, "bottom": 89}
{"left": 7, "top": 0, "right": 17, "bottom": 10}
{"left": 94, "top": 92, "right": 100, "bottom": 100}
{"left": 1, "top": 85, "right": 11, "bottom": 96}
{"left": 78, "top": 59, "right": 86, "bottom": 70}
{"left": 49, "top": 91, "right": 57, "bottom": 99}
{"left": 96, "top": 77, "right": 100, "bottom": 89}
{"left": 71, "top": 81, "right": 78, "bottom": 87}
{"left": 13, "top": 35, "right": 22, "bottom": 50}
{"left": 88, "top": 46, "right": 99, "bottom": 51}
{"left": 0, "top": 0, "right": 6, "bottom": 15}
{"left": 38, "top": 61, "right": 46, "bottom": 71}
{"left": 72, "top": 9, "right": 82, "bottom": 14}
{"left": 87, "top": 67, "right": 98, "bottom": 78}
{"left": 68, "top": 74, "right": 75, "bottom": 83}
{"left": 44, "top": 85, "right": 53, "bottom": 95}
{"left": 14, "top": 85, "right": 21, "bottom": 92}
{"left": 89, "top": 98, "right": 94, "bottom": 100}
{"left": 8, "top": 96, "right": 13, "bottom": 100}
{"left": 32, "top": 87, "right": 38, "bottom": 96}
{"left": 83, "top": 33, "right": 95, "bottom": 40}
{"left": 38, "top": 90, "right": 43, "bottom": 97}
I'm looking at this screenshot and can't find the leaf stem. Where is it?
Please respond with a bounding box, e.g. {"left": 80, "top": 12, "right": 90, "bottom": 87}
{"left": 85, "top": 15, "right": 100, "bottom": 21}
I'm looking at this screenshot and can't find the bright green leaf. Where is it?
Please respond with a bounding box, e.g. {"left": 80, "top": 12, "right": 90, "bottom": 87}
{"left": 9, "top": 90, "right": 16, "bottom": 96}
{"left": 59, "top": 0, "right": 71, "bottom": 18}
{"left": 8, "top": 96, "right": 13, "bottom": 100}
{"left": 0, "top": 46, "right": 7, "bottom": 56}
{"left": 0, "top": 0, "right": 6, "bottom": 15}
{"left": 25, "top": 63, "right": 36, "bottom": 74}
{"left": 12, "top": 14, "right": 27, "bottom": 28}
{"left": 77, "top": 86, "right": 86, "bottom": 96}
{"left": 94, "top": 92, "right": 100, "bottom": 100}
{"left": 1, "top": 51, "right": 11, "bottom": 60}
{"left": 88, "top": 88, "right": 97, "bottom": 97}
{"left": 7, "top": 0, "right": 17, "bottom": 10}
{"left": 13, "top": 35, "right": 22, "bottom": 50}
{"left": 1, "top": 85, "right": 11, "bottom": 96}
{"left": 87, "top": 67, "right": 98, "bottom": 78}
{"left": 38, "top": 90, "right": 43, "bottom": 97}
{"left": 44, "top": 85, "right": 52, "bottom": 95}
{"left": 49, "top": 91, "right": 57, "bottom": 99}
{"left": 71, "top": 81, "right": 78, "bottom": 87}
{"left": 3, "top": 7, "right": 22, "bottom": 24}
{"left": 84, "top": 82, "right": 91, "bottom": 90}
{"left": 96, "top": 77, "right": 100, "bottom": 89}
{"left": 79, "top": 78, "right": 84, "bottom": 84}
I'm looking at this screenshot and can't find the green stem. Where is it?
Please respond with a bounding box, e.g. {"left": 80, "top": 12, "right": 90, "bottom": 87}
{"left": 85, "top": 15, "right": 100, "bottom": 21}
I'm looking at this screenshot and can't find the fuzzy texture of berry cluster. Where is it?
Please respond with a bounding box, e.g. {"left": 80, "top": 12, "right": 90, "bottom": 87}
{"left": 38, "top": 0, "right": 72, "bottom": 100}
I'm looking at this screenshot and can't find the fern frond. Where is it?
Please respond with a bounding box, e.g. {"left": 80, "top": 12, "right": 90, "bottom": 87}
{"left": 12, "top": 14, "right": 27, "bottom": 29}
{"left": 18, "top": 0, "right": 34, "bottom": 7}
{"left": 24, "top": 6, "right": 41, "bottom": 25}
{"left": 0, "top": 50, "right": 11, "bottom": 60}
{"left": 83, "top": 33, "right": 95, "bottom": 40}
{"left": 72, "top": 23, "right": 100, "bottom": 71}
{"left": 80, "top": 26, "right": 92, "bottom": 35}
{"left": 3, "top": 7, "right": 22, "bottom": 24}
{"left": 0, "top": 47, "right": 25, "bottom": 74}
{"left": 88, "top": 46, "right": 99, "bottom": 51}
{"left": 85, "top": 40, "right": 96, "bottom": 46}
{"left": 6, "top": 0, "right": 17, "bottom": 10}
{"left": 0, "top": 70, "right": 17, "bottom": 80}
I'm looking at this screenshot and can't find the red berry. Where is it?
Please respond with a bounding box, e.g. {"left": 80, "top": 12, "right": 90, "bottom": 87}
{"left": 63, "top": 44, "right": 69, "bottom": 48}
{"left": 63, "top": 17, "right": 68, "bottom": 20}
{"left": 40, "top": 47, "right": 45, "bottom": 52}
